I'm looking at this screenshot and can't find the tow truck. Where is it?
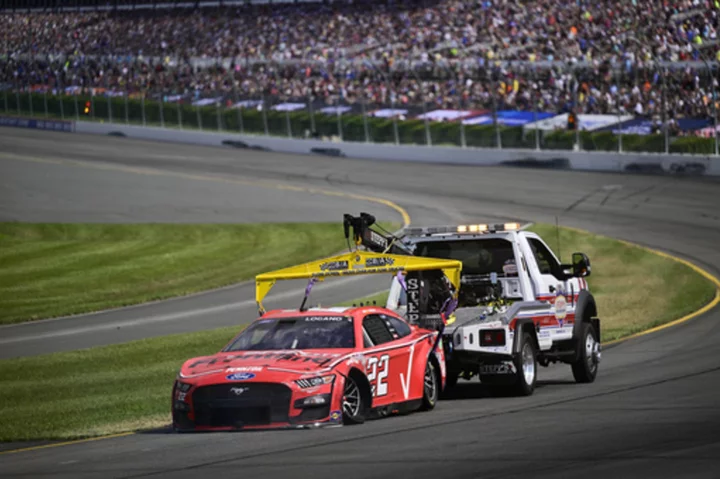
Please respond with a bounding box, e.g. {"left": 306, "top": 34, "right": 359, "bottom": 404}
{"left": 343, "top": 213, "right": 601, "bottom": 396}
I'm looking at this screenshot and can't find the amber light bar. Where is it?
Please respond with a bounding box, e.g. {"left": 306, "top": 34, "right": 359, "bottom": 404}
{"left": 403, "top": 222, "right": 530, "bottom": 236}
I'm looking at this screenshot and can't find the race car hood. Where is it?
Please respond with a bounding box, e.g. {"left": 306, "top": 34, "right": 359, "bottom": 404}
{"left": 179, "top": 349, "right": 353, "bottom": 379}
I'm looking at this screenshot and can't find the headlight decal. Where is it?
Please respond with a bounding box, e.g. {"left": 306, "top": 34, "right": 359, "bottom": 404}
{"left": 176, "top": 382, "right": 192, "bottom": 392}
{"left": 295, "top": 374, "right": 335, "bottom": 389}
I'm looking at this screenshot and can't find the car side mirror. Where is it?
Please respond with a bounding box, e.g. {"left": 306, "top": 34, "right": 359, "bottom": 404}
{"left": 572, "top": 252, "right": 591, "bottom": 277}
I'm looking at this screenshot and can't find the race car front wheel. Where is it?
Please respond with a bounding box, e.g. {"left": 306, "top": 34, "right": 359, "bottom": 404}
{"left": 420, "top": 360, "right": 439, "bottom": 410}
{"left": 342, "top": 374, "right": 366, "bottom": 425}
{"left": 571, "top": 322, "right": 600, "bottom": 383}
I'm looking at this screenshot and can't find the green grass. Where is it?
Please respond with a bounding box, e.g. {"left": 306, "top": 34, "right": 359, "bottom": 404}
{"left": 0, "top": 222, "right": 397, "bottom": 325}
{"left": 529, "top": 224, "right": 717, "bottom": 341}
{"left": 0, "top": 223, "right": 716, "bottom": 442}
{"left": 336, "top": 291, "right": 390, "bottom": 307}
{"left": 0, "top": 326, "right": 240, "bottom": 442}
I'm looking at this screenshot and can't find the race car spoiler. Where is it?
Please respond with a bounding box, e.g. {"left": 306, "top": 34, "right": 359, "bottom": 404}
{"left": 255, "top": 250, "right": 462, "bottom": 315}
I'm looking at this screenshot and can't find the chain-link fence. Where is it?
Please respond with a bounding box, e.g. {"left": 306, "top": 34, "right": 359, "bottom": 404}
{"left": 1, "top": 57, "right": 718, "bottom": 155}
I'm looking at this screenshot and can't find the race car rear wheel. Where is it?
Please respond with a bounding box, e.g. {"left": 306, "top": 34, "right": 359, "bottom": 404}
{"left": 571, "top": 322, "right": 600, "bottom": 383}
{"left": 512, "top": 332, "right": 537, "bottom": 396}
{"left": 420, "top": 360, "right": 439, "bottom": 410}
{"left": 342, "top": 374, "right": 366, "bottom": 425}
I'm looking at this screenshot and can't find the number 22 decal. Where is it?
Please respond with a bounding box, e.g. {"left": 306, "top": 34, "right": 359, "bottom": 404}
{"left": 367, "top": 354, "right": 389, "bottom": 397}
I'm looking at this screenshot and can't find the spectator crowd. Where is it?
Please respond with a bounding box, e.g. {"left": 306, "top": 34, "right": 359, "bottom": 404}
{"left": 2, "top": 0, "right": 718, "bottom": 63}
{"left": 1, "top": 0, "right": 718, "bottom": 120}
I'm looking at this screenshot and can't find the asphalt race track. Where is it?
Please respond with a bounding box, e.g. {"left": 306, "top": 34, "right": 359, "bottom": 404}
{"left": 1, "top": 127, "right": 720, "bottom": 479}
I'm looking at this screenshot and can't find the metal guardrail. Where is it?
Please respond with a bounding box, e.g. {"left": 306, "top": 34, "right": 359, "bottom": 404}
{"left": 2, "top": 86, "right": 718, "bottom": 157}
{"left": 2, "top": 112, "right": 717, "bottom": 177}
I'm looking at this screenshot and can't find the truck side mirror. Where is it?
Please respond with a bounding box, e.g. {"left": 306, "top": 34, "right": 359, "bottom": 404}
{"left": 572, "top": 252, "right": 591, "bottom": 277}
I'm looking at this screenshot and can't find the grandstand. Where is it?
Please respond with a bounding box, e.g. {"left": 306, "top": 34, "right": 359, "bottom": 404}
{"left": 1, "top": 1, "right": 255, "bottom": 11}
{"left": 0, "top": 0, "right": 718, "bottom": 144}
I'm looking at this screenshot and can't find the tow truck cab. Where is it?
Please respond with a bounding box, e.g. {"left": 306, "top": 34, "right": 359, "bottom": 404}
{"left": 385, "top": 223, "right": 601, "bottom": 395}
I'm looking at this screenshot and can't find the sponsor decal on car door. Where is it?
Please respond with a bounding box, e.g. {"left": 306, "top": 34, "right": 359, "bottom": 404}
{"left": 365, "top": 344, "right": 412, "bottom": 405}
{"left": 362, "top": 314, "right": 413, "bottom": 405}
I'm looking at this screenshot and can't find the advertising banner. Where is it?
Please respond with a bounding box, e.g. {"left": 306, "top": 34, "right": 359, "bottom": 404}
{"left": 523, "top": 113, "right": 632, "bottom": 131}
{"left": 270, "top": 102, "right": 306, "bottom": 112}
{"left": 602, "top": 117, "right": 711, "bottom": 135}
{"left": 415, "top": 109, "right": 481, "bottom": 122}
{"left": 319, "top": 106, "right": 353, "bottom": 115}
{"left": 695, "top": 124, "right": 720, "bottom": 138}
{"left": 230, "top": 100, "right": 263, "bottom": 109}
{"left": 369, "top": 108, "right": 408, "bottom": 118}
{"left": 463, "top": 110, "right": 554, "bottom": 126}
{"left": 191, "top": 97, "right": 223, "bottom": 106}
{"left": 0, "top": 116, "right": 74, "bottom": 132}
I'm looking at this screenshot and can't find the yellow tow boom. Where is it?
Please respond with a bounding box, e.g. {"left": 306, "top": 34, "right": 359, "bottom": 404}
{"left": 255, "top": 250, "right": 462, "bottom": 314}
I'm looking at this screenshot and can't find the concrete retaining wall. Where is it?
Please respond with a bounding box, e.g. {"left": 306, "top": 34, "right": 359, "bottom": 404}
{"left": 9, "top": 117, "right": 719, "bottom": 177}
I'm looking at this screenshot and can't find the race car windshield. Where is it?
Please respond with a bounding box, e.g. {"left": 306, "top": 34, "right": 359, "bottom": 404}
{"left": 223, "top": 316, "right": 355, "bottom": 351}
{"left": 415, "top": 238, "right": 517, "bottom": 276}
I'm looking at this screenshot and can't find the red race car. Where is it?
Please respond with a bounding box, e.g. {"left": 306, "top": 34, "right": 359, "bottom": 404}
{"left": 173, "top": 306, "right": 446, "bottom": 430}
{"left": 172, "top": 246, "right": 463, "bottom": 431}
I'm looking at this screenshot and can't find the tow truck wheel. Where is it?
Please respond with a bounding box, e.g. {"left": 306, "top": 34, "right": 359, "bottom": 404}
{"left": 512, "top": 332, "right": 537, "bottom": 396}
{"left": 571, "top": 322, "right": 600, "bottom": 383}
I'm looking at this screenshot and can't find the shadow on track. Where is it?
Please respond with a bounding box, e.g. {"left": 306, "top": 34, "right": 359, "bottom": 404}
{"left": 440, "top": 379, "right": 577, "bottom": 400}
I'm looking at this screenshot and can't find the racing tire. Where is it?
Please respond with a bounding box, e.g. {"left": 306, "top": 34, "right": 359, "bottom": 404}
{"left": 512, "top": 332, "right": 537, "bottom": 396}
{"left": 342, "top": 374, "right": 366, "bottom": 425}
{"left": 571, "top": 322, "right": 600, "bottom": 383}
{"left": 420, "top": 360, "right": 439, "bottom": 411}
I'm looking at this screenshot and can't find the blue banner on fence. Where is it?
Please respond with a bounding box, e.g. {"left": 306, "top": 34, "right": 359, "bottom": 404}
{"left": 0, "top": 116, "right": 74, "bottom": 132}
{"left": 602, "top": 117, "right": 711, "bottom": 135}
{"left": 463, "top": 110, "right": 555, "bottom": 126}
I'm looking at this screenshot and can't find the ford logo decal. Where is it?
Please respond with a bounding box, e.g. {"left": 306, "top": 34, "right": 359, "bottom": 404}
{"left": 226, "top": 372, "right": 256, "bottom": 381}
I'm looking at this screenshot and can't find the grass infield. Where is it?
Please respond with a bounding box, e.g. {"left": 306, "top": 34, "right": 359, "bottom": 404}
{"left": 530, "top": 224, "right": 715, "bottom": 341}
{"left": 0, "top": 223, "right": 716, "bottom": 441}
{"left": 0, "top": 222, "right": 360, "bottom": 325}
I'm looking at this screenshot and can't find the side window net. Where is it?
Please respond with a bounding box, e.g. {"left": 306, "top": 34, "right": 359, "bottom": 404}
{"left": 382, "top": 315, "right": 411, "bottom": 339}
{"left": 363, "top": 315, "right": 395, "bottom": 345}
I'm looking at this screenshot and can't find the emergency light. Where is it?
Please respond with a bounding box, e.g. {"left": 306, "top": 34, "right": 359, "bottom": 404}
{"left": 401, "top": 222, "right": 531, "bottom": 236}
